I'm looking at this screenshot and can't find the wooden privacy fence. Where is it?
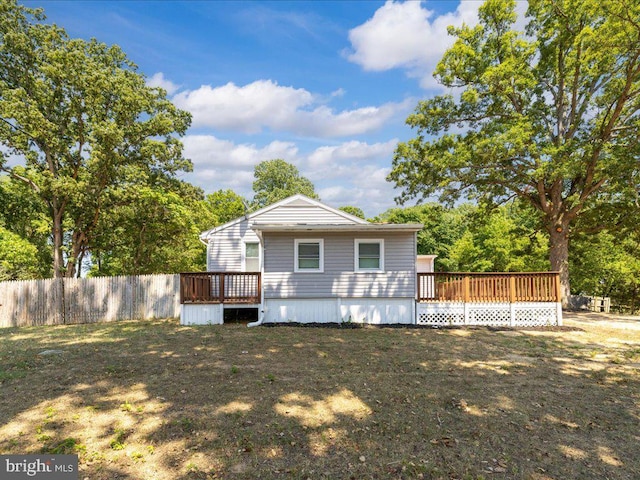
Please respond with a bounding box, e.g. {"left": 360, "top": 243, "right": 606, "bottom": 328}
{"left": 180, "top": 272, "right": 261, "bottom": 304}
{"left": 418, "top": 272, "right": 561, "bottom": 303}
{"left": 0, "top": 274, "right": 180, "bottom": 328}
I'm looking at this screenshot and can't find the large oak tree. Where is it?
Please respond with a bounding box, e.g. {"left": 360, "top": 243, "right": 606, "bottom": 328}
{"left": 388, "top": 0, "right": 640, "bottom": 303}
{"left": 251, "top": 159, "right": 318, "bottom": 210}
{"left": 0, "top": 0, "right": 191, "bottom": 277}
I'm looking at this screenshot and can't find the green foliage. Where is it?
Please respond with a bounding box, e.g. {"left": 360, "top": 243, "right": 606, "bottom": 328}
{"left": 378, "top": 201, "right": 548, "bottom": 272}
{"left": 375, "top": 203, "right": 474, "bottom": 268}
{"left": 570, "top": 230, "right": 640, "bottom": 313}
{"left": 389, "top": 0, "right": 640, "bottom": 298}
{"left": 0, "top": 0, "right": 192, "bottom": 277}
{"left": 89, "top": 183, "right": 213, "bottom": 276}
{"left": 0, "top": 227, "right": 41, "bottom": 280}
{"left": 338, "top": 205, "right": 365, "bottom": 219}
{"left": 109, "top": 429, "right": 127, "bottom": 451}
{"left": 251, "top": 159, "right": 318, "bottom": 210}
{"left": 446, "top": 206, "right": 549, "bottom": 272}
{"left": 43, "top": 437, "right": 84, "bottom": 455}
{"left": 205, "top": 189, "right": 247, "bottom": 225}
{"left": 0, "top": 174, "right": 51, "bottom": 278}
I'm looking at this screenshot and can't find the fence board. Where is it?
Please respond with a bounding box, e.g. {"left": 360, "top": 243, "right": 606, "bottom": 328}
{"left": 0, "top": 274, "right": 180, "bottom": 328}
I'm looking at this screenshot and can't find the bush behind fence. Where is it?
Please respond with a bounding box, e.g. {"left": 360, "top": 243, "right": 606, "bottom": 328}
{"left": 0, "top": 274, "right": 180, "bottom": 328}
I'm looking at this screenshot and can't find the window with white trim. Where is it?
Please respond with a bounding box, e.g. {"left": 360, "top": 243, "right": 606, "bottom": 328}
{"left": 244, "top": 242, "right": 260, "bottom": 272}
{"left": 355, "top": 239, "right": 384, "bottom": 272}
{"left": 295, "top": 239, "right": 324, "bottom": 273}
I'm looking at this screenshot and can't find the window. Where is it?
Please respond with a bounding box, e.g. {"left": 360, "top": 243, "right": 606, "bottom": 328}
{"left": 295, "top": 239, "right": 324, "bottom": 273}
{"left": 244, "top": 242, "right": 260, "bottom": 272}
{"left": 355, "top": 239, "right": 384, "bottom": 272}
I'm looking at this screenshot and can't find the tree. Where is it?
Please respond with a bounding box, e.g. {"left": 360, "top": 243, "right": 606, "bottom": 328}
{"left": 0, "top": 0, "right": 191, "bottom": 277}
{"left": 89, "top": 183, "right": 213, "bottom": 276}
{"left": 339, "top": 205, "right": 365, "bottom": 219}
{"left": 205, "top": 189, "right": 247, "bottom": 225}
{"left": 0, "top": 173, "right": 51, "bottom": 277}
{"left": 0, "top": 226, "right": 41, "bottom": 280}
{"left": 252, "top": 159, "right": 318, "bottom": 209}
{"left": 388, "top": 0, "right": 640, "bottom": 303}
{"left": 374, "top": 203, "right": 474, "bottom": 270}
{"left": 446, "top": 205, "right": 549, "bottom": 272}
{"left": 570, "top": 230, "right": 640, "bottom": 313}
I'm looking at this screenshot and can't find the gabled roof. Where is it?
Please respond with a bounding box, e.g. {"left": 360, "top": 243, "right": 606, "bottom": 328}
{"left": 200, "top": 194, "right": 369, "bottom": 242}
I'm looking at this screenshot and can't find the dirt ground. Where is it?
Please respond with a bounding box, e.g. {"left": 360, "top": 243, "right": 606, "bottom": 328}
{"left": 563, "top": 310, "right": 640, "bottom": 330}
{"left": 0, "top": 311, "right": 638, "bottom": 479}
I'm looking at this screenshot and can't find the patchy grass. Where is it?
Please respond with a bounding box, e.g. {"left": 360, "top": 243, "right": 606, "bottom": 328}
{"left": 0, "top": 313, "right": 639, "bottom": 479}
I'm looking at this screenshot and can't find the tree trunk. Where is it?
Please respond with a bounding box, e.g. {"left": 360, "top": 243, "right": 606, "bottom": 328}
{"left": 548, "top": 223, "right": 571, "bottom": 307}
{"left": 64, "top": 231, "right": 86, "bottom": 278}
{"left": 52, "top": 202, "right": 66, "bottom": 278}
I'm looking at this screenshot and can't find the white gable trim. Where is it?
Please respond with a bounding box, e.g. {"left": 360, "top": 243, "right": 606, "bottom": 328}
{"left": 200, "top": 194, "right": 368, "bottom": 242}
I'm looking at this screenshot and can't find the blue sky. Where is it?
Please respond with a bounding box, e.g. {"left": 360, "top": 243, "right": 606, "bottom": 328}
{"left": 23, "top": 0, "right": 487, "bottom": 217}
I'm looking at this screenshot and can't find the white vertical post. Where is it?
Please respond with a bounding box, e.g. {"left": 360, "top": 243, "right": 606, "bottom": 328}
{"left": 556, "top": 303, "right": 563, "bottom": 326}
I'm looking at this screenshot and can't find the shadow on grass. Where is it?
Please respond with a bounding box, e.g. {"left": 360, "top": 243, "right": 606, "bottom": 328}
{"left": 0, "top": 319, "right": 638, "bottom": 479}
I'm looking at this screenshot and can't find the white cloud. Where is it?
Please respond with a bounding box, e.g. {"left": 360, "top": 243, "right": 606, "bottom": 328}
{"left": 317, "top": 166, "right": 398, "bottom": 216}
{"left": 180, "top": 134, "right": 402, "bottom": 216}
{"left": 173, "top": 80, "right": 312, "bottom": 134}
{"left": 147, "top": 72, "right": 180, "bottom": 95}
{"left": 304, "top": 139, "right": 401, "bottom": 215}
{"left": 172, "top": 80, "right": 410, "bottom": 137}
{"left": 183, "top": 135, "right": 298, "bottom": 168}
{"left": 346, "top": 1, "right": 480, "bottom": 88}
{"left": 307, "top": 139, "right": 397, "bottom": 172}
{"left": 181, "top": 134, "right": 300, "bottom": 197}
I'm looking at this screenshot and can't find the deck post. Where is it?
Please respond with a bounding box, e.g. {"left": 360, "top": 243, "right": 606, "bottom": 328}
{"left": 462, "top": 275, "right": 470, "bottom": 324}
{"left": 509, "top": 275, "right": 516, "bottom": 326}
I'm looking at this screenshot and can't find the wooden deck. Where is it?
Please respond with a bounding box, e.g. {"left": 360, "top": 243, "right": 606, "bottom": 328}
{"left": 418, "top": 272, "right": 561, "bottom": 303}
{"left": 180, "top": 272, "right": 261, "bottom": 304}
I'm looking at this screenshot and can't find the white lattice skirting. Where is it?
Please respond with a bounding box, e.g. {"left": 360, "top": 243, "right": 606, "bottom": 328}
{"left": 417, "top": 302, "right": 562, "bottom": 327}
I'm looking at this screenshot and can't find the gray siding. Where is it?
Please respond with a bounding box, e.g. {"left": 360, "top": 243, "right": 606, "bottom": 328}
{"left": 207, "top": 219, "right": 259, "bottom": 271}
{"left": 263, "top": 232, "right": 416, "bottom": 298}
{"left": 206, "top": 201, "right": 362, "bottom": 271}
{"left": 256, "top": 205, "right": 360, "bottom": 224}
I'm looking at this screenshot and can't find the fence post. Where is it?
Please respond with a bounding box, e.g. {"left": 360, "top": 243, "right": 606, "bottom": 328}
{"left": 509, "top": 275, "right": 516, "bottom": 327}
{"left": 554, "top": 273, "right": 562, "bottom": 304}
{"left": 555, "top": 273, "right": 563, "bottom": 326}
{"left": 462, "top": 275, "right": 470, "bottom": 324}
{"left": 219, "top": 273, "right": 225, "bottom": 304}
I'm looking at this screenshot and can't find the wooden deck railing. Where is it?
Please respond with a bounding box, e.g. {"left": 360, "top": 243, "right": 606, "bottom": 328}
{"left": 418, "top": 272, "right": 561, "bottom": 303}
{"left": 180, "top": 272, "right": 261, "bottom": 304}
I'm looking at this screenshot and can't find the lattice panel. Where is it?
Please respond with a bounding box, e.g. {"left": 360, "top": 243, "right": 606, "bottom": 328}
{"left": 514, "top": 303, "right": 559, "bottom": 326}
{"left": 417, "top": 303, "right": 465, "bottom": 326}
{"left": 467, "top": 303, "right": 511, "bottom": 326}
{"left": 417, "top": 302, "right": 560, "bottom": 326}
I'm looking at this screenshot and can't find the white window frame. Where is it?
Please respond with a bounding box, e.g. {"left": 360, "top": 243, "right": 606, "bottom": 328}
{"left": 294, "top": 239, "right": 324, "bottom": 273}
{"left": 354, "top": 239, "right": 384, "bottom": 272}
{"left": 243, "top": 241, "right": 260, "bottom": 272}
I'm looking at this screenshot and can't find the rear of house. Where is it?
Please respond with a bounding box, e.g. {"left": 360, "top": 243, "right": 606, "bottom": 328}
{"left": 256, "top": 224, "right": 420, "bottom": 324}
{"left": 180, "top": 195, "right": 423, "bottom": 325}
{"left": 180, "top": 194, "right": 562, "bottom": 327}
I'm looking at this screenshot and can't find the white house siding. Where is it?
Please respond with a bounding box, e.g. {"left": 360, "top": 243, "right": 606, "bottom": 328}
{"left": 263, "top": 298, "right": 415, "bottom": 324}
{"left": 180, "top": 304, "right": 224, "bottom": 325}
{"left": 207, "top": 219, "right": 259, "bottom": 271}
{"left": 262, "top": 232, "right": 416, "bottom": 299}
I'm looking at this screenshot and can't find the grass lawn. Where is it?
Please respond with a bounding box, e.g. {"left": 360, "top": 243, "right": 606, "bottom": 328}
{"left": 1, "top": 312, "right": 639, "bottom": 479}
